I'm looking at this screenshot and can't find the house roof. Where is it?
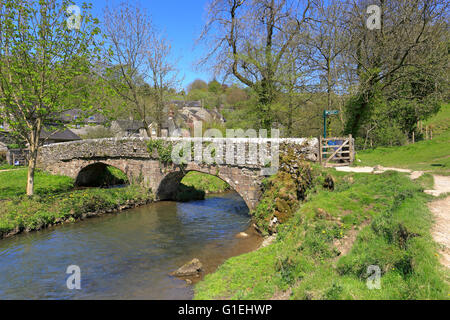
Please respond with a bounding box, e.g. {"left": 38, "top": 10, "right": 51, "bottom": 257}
{"left": 168, "top": 100, "right": 202, "bottom": 109}
{"left": 40, "top": 128, "right": 82, "bottom": 141}
{"left": 54, "top": 109, "right": 107, "bottom": 124}
{"left": 113, "top": 120, "right": 146, "bottom": 131}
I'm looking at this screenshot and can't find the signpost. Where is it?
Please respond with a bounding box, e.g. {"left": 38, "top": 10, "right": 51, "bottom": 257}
{"left": 323, "top": 110, "right": 340, "bottom": 138}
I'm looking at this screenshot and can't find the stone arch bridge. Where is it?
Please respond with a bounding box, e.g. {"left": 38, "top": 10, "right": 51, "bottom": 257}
{"left": 37, "top": 138, "right": 319, "bottom": 210}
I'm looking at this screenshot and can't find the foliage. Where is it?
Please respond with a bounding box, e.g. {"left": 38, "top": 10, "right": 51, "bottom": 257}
{"left": 0, "top": 184, "right": 152, "bottom": 238}
{"left": 195, "top": 171, "right": 448, "bottom": 300}
{"left": 0, "top": 0, "right": 102, "bottom": 196}
{"left": 0, "top": 163, "right": 21, "bottom": 171}
{"left": 424, "top": 103, "right": 450, "bottom": 137}
{"left": 147, "top": 139, "right": 174, "bottom": 164}
{"left": 181, "top": 172, "right": 230, "bottom": 193}
{"left": 188, "top": 79, "right": 208, "bottom": 92}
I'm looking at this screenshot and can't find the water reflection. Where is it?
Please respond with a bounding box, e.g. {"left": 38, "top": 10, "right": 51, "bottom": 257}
{"left": 0, "top": 192, "right": 251, "bottom": 300}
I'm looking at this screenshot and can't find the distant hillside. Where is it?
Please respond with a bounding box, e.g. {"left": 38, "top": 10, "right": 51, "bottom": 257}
{"left": 357, "top": 103, "right": 450, "bottom": 174}
{"left": 425, "top": 103, "right": 450, "bottom": 137}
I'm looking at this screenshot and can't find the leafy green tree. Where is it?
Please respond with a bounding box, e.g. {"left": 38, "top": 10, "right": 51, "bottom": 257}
{"left": 187, "top": 79, "right": 208, "bottom": 93}
{"left": 208, "top": 79, "right": 222, "bottom": 94}
{"left": 199, "top": 0, "right": 314, "bottom": 130}
{"left": 0, "top": 0, "right": 101, "bottom": 196}
{"left": 343, "top": 0, "right": 448, "bottom": 138}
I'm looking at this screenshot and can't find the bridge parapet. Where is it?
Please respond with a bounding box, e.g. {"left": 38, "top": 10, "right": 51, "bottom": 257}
{"left": 36, "top": 137, "right": 320, "bottom": 210}
{"left": 37, "top": 137, "right": 319, "bottom": 165}
{"left": 38, "top": 137, "right": 151, "bottom": 163}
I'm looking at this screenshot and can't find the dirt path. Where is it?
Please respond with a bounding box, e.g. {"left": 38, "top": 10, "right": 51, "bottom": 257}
{"left": 429, "top": 196, "right": 450, "bottom": 269}
{"left": 336, "top": 166, "right": 450, "bottom": 269}
{"left": 335, "top": 165, "right": 424, "bottom": 179}
{"left": 425, "top": 175, "right": 450, "bottom": 197}
{"left": 427, "top": 175, "right": 450, "bottom": 269}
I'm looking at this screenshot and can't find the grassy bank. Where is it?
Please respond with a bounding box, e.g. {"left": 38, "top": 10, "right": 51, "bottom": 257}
{"left": 0, "top": 169, "right": 153, "bottom": 239}
{"left": 0, "top": 164, "right": 18, "bottom": 171}
{"left": 173, "top": 171, "right": 231, "bottom": 202}
{"left": 181, "top": 171, "right": 230, "bottom": 193}
{"left": 194, "top": 170, "right": 449, "bottom": 300}
{"left": 356, "top": 103, "right": 450, "bottom": 174}
{"left": 0, "top": 169, "right": 73, "bottom": 199}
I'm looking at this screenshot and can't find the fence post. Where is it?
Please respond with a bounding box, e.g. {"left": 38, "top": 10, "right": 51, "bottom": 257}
{"left": 349, "top": 134, "right": 354, "bottom": 163}
{"left": 319, "top": 136, "right": 322, "bottom": 165}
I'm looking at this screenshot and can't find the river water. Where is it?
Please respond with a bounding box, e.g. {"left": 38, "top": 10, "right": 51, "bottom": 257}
{"left": 0, "top": 192, "right": 259, "bottom": 300}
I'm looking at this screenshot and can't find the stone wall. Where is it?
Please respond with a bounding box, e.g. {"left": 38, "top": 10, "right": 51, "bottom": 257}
{"left": 7, "top": 149, "right": 28, "bottom": 166}
{"left": 37, "top": 137, "right": 319, "bottom": 165}
{"left": 36, "top": 137, "right": 320, "bottom": 211}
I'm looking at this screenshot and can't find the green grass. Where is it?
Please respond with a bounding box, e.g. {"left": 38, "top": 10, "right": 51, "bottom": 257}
{"left": 0, "top": 169, "right": 74, "bottom": 199}
{"left": 0, "top": 168, "right": 153, "bottom": 238}
{"left": 181, "top": 171, "right": 230, "bottom": 193}
{"left": 194, "top": 171, "right": 449, "bottom": 300}
{"left": 0, "top": 185, "right": 152, "bottom": 238}
{"left": 0, "top": 164, "right": 18, "bottom": 170}
{"left": 356, "top": 103, "right": 450, "bottom": 174}
{"left": 425, "top": 103, "right": 450, "bottom": 137}
{"left": 415, "top": 173, "right": 435, "bottom": 190}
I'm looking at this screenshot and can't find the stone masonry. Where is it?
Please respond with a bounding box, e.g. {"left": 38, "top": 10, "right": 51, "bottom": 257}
{"left": 37, "top": 137, "right": 319, "bottom": 210}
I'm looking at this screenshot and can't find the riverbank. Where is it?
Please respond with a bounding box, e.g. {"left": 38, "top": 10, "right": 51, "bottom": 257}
{"left": 0, "top": 185, "right": 154, "bottom": 239}
{"left": 0, "top": 169, "right": 233, "bottom": 240}
{"left": 0, "top": 168, "right": 154, "bottom": 239}
{"left": 0, "top": 191, "right": 255, "bottom": 299}
{"left": 194, "top": 169, "right": 449, "bottom": 300}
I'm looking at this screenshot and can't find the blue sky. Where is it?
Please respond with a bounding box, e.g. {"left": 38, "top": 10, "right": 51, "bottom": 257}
{"left": 88, "top": 0, "right": 212, "bottom": 90}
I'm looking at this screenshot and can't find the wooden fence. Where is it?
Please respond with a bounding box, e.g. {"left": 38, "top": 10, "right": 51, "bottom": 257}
{"left": 319, "top": 135, "right": 355, "bottom": 167}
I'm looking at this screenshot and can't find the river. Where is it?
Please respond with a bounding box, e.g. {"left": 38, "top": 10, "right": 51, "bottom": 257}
{"left": 0, "top": 191, "right": 261, "bottom": 300}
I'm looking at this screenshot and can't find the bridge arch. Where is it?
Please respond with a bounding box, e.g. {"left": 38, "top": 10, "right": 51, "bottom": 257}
{"left": 75, "top": 162, "right": 129, "bottom": 188}
{"left": 36, "top": 138, "right": 322, "bottom": 211}
{"left": 155, "top": 164, "right": 261, "bottom": 210}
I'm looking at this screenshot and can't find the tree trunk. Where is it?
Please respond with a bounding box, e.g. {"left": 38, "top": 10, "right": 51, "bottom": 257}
{"left": 26, "top": 146, "right": 38, "bottom": 197}
{"left": 26, "top": 119, "right": 41, "bottom": 197}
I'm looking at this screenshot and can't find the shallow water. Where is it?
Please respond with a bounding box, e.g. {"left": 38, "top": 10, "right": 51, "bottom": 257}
{"left": 0, "top": 192, "right": 255, "bottom": 300}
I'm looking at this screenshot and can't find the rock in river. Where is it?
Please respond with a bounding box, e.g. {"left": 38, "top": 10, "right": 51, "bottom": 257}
{"left": 170, "top": 258, "right": 203, "bottom": 277}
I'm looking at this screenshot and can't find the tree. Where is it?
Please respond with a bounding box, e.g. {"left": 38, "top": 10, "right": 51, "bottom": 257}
{"left": 198, "top": 0, "right": 313, "bottom": 130}
{"left": 103, "top": 3, "right": 180, "bottom": 136}
{"left": 306, "top": 0, "right": 348, "bottom": 130}
{"left": 225, "top": 85, "right": 248, "bottom": 105}
{"left": 0, "top": 0, "right": 101, "bottom": 196}
{"left": 147, "top": 30, "right": 180, "bottom": 136}
{"left": 188, "top": 79, "right": 208, "bottom": 93}
{"left": 342, "top": 0, "right": 448, "bottom": 137}
{"left": 208, "top": 79, "right": 222, "bottom": 94}
{"left": 103, "top": 2, "right": 153, "bottom": 135}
